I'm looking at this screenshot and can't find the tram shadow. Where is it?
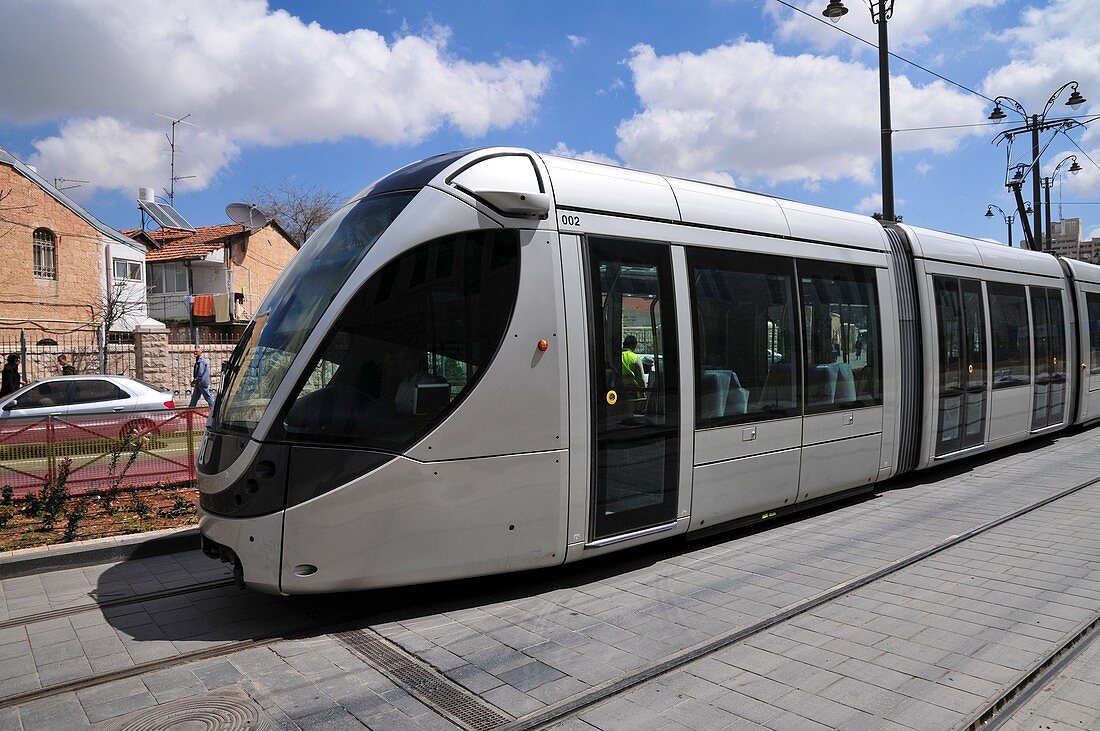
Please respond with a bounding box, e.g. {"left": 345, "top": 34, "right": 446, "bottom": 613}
{"left": 94, "top": 428, "right": 1069, "bottom": 643}
{"left": 878, "top": 429, "right": 1061, "bottom": 493}
{"left": 92, "top": 479, "right": 878, "bottom": 646}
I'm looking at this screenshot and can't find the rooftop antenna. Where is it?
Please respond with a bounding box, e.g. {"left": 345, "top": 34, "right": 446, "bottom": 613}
{"left": 153, "top": 112, "right": 199, "bottom": 205}
{"left": 53, "top": 177, "right": 89, "bottom": 193}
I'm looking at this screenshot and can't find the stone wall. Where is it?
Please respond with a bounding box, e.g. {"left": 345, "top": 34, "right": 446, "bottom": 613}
{"left": 0, "top": 163, "right": 105, "bottom": 324}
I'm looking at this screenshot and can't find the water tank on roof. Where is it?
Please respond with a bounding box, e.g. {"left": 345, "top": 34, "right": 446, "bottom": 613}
{"left": 138, "top": 187, "right": 156, "bottom": 203}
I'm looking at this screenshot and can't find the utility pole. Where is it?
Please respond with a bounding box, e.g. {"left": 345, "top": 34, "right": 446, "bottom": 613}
{"left": 823, "top": 0, "right": 896, "bottom": 221}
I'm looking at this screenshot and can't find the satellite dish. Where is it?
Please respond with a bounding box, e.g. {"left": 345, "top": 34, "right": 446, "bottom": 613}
{"left": 225, "top": 203, "right": 271, "bottom": 230}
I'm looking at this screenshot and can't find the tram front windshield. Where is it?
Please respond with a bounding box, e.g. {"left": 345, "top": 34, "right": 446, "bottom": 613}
{"left": 213, "top": 191, "right": 415, "bottom": 435}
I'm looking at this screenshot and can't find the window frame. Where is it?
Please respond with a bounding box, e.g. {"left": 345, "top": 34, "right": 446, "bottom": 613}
{"left": 687, "top": 246, "right": 802, "bottom": 428}
{"left": 987, "top": 282, "right": 1031, "bottom": 389}
{"left": 1086, "top": 291, "right": 1100, "bottom": 375}
{"left": 113, "top": 258, "right": 143, "bottom": 282}
{"left": 33, "top": 228, "right": 57, "bottom": 280}
{"left": 68, "top": 379, "right": 131, "bottom": 405}
{"left": 797, "top": 258, "right": 884, "bottom": 415}
{"left": 272, "top": 228, "right": 522, "bottom": 452}
{"left": 147, "top": 262, "right": 189, "bottom": 294}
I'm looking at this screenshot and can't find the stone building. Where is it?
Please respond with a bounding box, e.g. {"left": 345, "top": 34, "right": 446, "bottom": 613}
{"left": 124, "top": 221, "right": 298, "bottom": 341}
{"left": 1048, "top": 218, "right": 1100, "bottom": 263}
{"left": 0, "top": 146, "right": 146, "bottom": 341}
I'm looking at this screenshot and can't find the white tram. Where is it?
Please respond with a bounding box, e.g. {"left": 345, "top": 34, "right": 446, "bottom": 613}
{"left": 198, "top": 148, "right": 1100, "bottom": 594}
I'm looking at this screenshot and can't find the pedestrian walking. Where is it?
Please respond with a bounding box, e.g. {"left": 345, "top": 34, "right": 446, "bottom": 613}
{"left": 57, "top": 354, "right": 76, "bottom": 375}
{"left": 1, "top": 354, "right": 22, "bottom": 396}
{"left": 189, "top": 346, "right": 214, "bottom": 408}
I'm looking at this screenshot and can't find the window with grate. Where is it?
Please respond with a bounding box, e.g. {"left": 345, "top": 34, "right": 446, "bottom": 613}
{"left": 33, "top": 228, "right": 57, "bottom": 279}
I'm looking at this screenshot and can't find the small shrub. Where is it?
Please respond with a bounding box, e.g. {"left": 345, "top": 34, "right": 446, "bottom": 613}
{"left": 22, "top": 491, "right": 42, "bottom": 518}
{"left": 1, "top": 485, "right": 12, "bottom": 506}
{"left": 0, "top": 506, "right": 13, "bottom": 530}
{"left": 99, "top": 486, "right": 121, "bottom": 516}
{"left": 128, "top": 489, "right": 150, "bottom": 520}
{"left": 39, "top": 459, "right": 73, "bottom": 532}
{"left": 62, "top": 499, "right": 88, "bottom": 543}
{"left": 161, "top": 493, "right": 196, "bottom": 519}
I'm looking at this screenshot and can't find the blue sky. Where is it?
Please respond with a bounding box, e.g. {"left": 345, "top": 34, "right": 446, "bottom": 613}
{"left": 1, "top": 0, "right": 1097, "bottom": 244}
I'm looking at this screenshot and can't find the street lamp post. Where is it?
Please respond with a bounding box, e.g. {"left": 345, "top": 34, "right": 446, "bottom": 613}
{"left": 1043, "top": 155, "right": 1083, "bottom": 242}
{"left": 823, "top": 0, "right": 895, "bottom": 222}
{"left": 984, "top": 204, "right": 1014, "bottom": 248}
{"left": 989, "top": 82, "right": 1087, "bottom": 251}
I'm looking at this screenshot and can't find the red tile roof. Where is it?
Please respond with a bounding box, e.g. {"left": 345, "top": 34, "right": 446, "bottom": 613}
{"left": 122, "top": 224, "right": 247, "bottom": 262}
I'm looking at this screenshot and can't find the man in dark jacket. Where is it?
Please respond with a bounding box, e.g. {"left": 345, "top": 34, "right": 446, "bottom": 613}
{"left": 189, "top": 347, "right": 214, "bottom": 407}
{"left": 1, "top": 354, "right": 22, "bottom": 396}
{"left": 57, "top": 354, "right": 76, "bottom": 375}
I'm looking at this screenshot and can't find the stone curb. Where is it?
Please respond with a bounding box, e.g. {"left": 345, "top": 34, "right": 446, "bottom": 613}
{"left": 0, "top": 525, "right": 200, "bottom": 579}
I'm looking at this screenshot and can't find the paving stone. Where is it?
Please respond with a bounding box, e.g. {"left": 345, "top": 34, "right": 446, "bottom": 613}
{"left": 480, "top": 683, "right": 547, "bottom": 717}
{"left": 496, "top": 660, "right": 566, "bottom": 692}
{"left": 17, "top": 693, "right": 88, "bottom": 730}
{"left": 82, "top": 689, "right": 157, "bottom": 724}
{"left": 38, "top": 656, "right": 93, "bottom": 686}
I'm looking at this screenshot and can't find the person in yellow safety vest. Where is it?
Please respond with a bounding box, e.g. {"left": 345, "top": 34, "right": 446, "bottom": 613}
{"left": 621, "top": 335, "right": 646, "bottom": 398}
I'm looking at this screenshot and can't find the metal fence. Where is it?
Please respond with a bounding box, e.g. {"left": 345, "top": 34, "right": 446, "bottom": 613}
{"left": 0, "top": 407, "right": 208, "bottom": 497}
{"left": 169, "top": 344, "right": 237, "bottom": 405}
{"left": 0, "top": 327, "right": 140, "bottom": 382}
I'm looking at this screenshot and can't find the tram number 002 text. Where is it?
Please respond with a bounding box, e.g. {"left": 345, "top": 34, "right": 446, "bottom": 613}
{"left": 560, "top": 214, "right": 581, "bottom": 227}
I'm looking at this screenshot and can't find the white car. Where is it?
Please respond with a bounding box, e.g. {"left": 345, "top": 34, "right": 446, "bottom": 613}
{"left": 0, "top": 375, "right": 175, "bottom": 439}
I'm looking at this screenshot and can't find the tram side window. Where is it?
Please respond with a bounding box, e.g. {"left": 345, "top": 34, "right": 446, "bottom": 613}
{"left": 279, "top": 229, "right": 520, "bottom": 451}
{"left": 988, "top": 283, "right": 1031, "bottom": 388}
{"left": 688, "top": 249, "right": 799, "bottom": 426}
{"left": 1087, "top": 292, "right": 1100, "bottom": 374}
{"left": 799, "top": 260, "right": 882, "bottom": 413}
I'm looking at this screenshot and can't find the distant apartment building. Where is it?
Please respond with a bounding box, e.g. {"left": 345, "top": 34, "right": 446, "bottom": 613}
{"left": 124, "top": 221, "right": 298, "bottom": 341}
{"left": 0, "top": 146, "right": 146, "bottom": 341}
{"left": 1048, "top": 218, "right": 1100, "bottom": 263}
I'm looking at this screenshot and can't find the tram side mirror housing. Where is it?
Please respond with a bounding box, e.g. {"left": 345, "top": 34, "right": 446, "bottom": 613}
{"left": 469, "top": 189, "right": 550, "bottom": 219}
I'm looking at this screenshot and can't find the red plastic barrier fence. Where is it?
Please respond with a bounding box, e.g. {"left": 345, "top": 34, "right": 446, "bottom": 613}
{"left": 0, "top": 408, "right": 210, "bottom": 497}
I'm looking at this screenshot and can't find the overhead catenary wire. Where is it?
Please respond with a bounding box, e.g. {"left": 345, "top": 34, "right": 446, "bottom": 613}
{"left": 1060, "top": 130, "right": 1100, "bottom": 174}
{"left": 770, "top": 0, "right": 996, "bottom": 104}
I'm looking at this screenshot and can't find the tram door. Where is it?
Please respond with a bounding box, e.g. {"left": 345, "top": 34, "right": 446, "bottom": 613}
{"left": 934, "top": 276, "right": 987, "bottom": 457}
{"left": 586, "top": 238, "right": 680, "bottom": 541}
{"left": 1031, "top": 287, "right": 1067, "bottom": 430}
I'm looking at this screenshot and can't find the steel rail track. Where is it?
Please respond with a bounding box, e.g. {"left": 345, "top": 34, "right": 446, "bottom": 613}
{"left": 498, "top": 474, "right": 1100, "bottom": 731}
{"left": 961, "top": 610, "right": 1100, "bottom": 730}
{"left": 1, "top": 474, "right": 1097, "bottom": 727}
{"left": 0, "top": 578, "right": 236, "bottom": 631}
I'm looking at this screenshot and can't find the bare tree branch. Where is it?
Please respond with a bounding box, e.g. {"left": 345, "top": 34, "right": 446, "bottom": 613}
{"left": 87, "top": 279, "right": 147, "bottom": 333}
{"left": 250, "top": 181, "right": 342, "bottom": 246}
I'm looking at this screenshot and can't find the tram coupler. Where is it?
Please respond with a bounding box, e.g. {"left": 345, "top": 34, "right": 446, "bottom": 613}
{"left": 201, "top": 534, "right": 247, "bottom": 589}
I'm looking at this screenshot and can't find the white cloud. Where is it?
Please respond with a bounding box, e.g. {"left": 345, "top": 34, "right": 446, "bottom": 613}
{"left": 0, "top": 0, "right": 551, "bottom": 195}
{"left": 615, "top": 42, "right": 986, "bottom": 187}
{"left": 29, "top": 118, "right": 238, "bottom": 197}
{"left": 549, "top": 142, "right": 621, "bottom": 167}
{"left": 855, "top": 194, "right": 883, "bottom": 214}
{"left": 768, "top": 0, "right": 1003, "bottom": 54}
{"left": 916, "top": 161, "right": 933, "bottom": 176}
{"left": 567, "top": 34, "right": 588, "bottom": 49}
{"left": 597, "top": 78, "right": 626, "bottom": 97}
{"left": 854, "top": 193, "right": 907, "bottom": 215}
{"left": 982, "top": 0, "right": 1100, "bottom": 198}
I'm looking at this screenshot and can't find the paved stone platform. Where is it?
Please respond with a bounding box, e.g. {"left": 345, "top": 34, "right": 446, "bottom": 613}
{"left": 997, "top": 626, "right": 1100, "bottom": 731}
{"left": 0, "top": 425, "right": 1098, "bottom": 729}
